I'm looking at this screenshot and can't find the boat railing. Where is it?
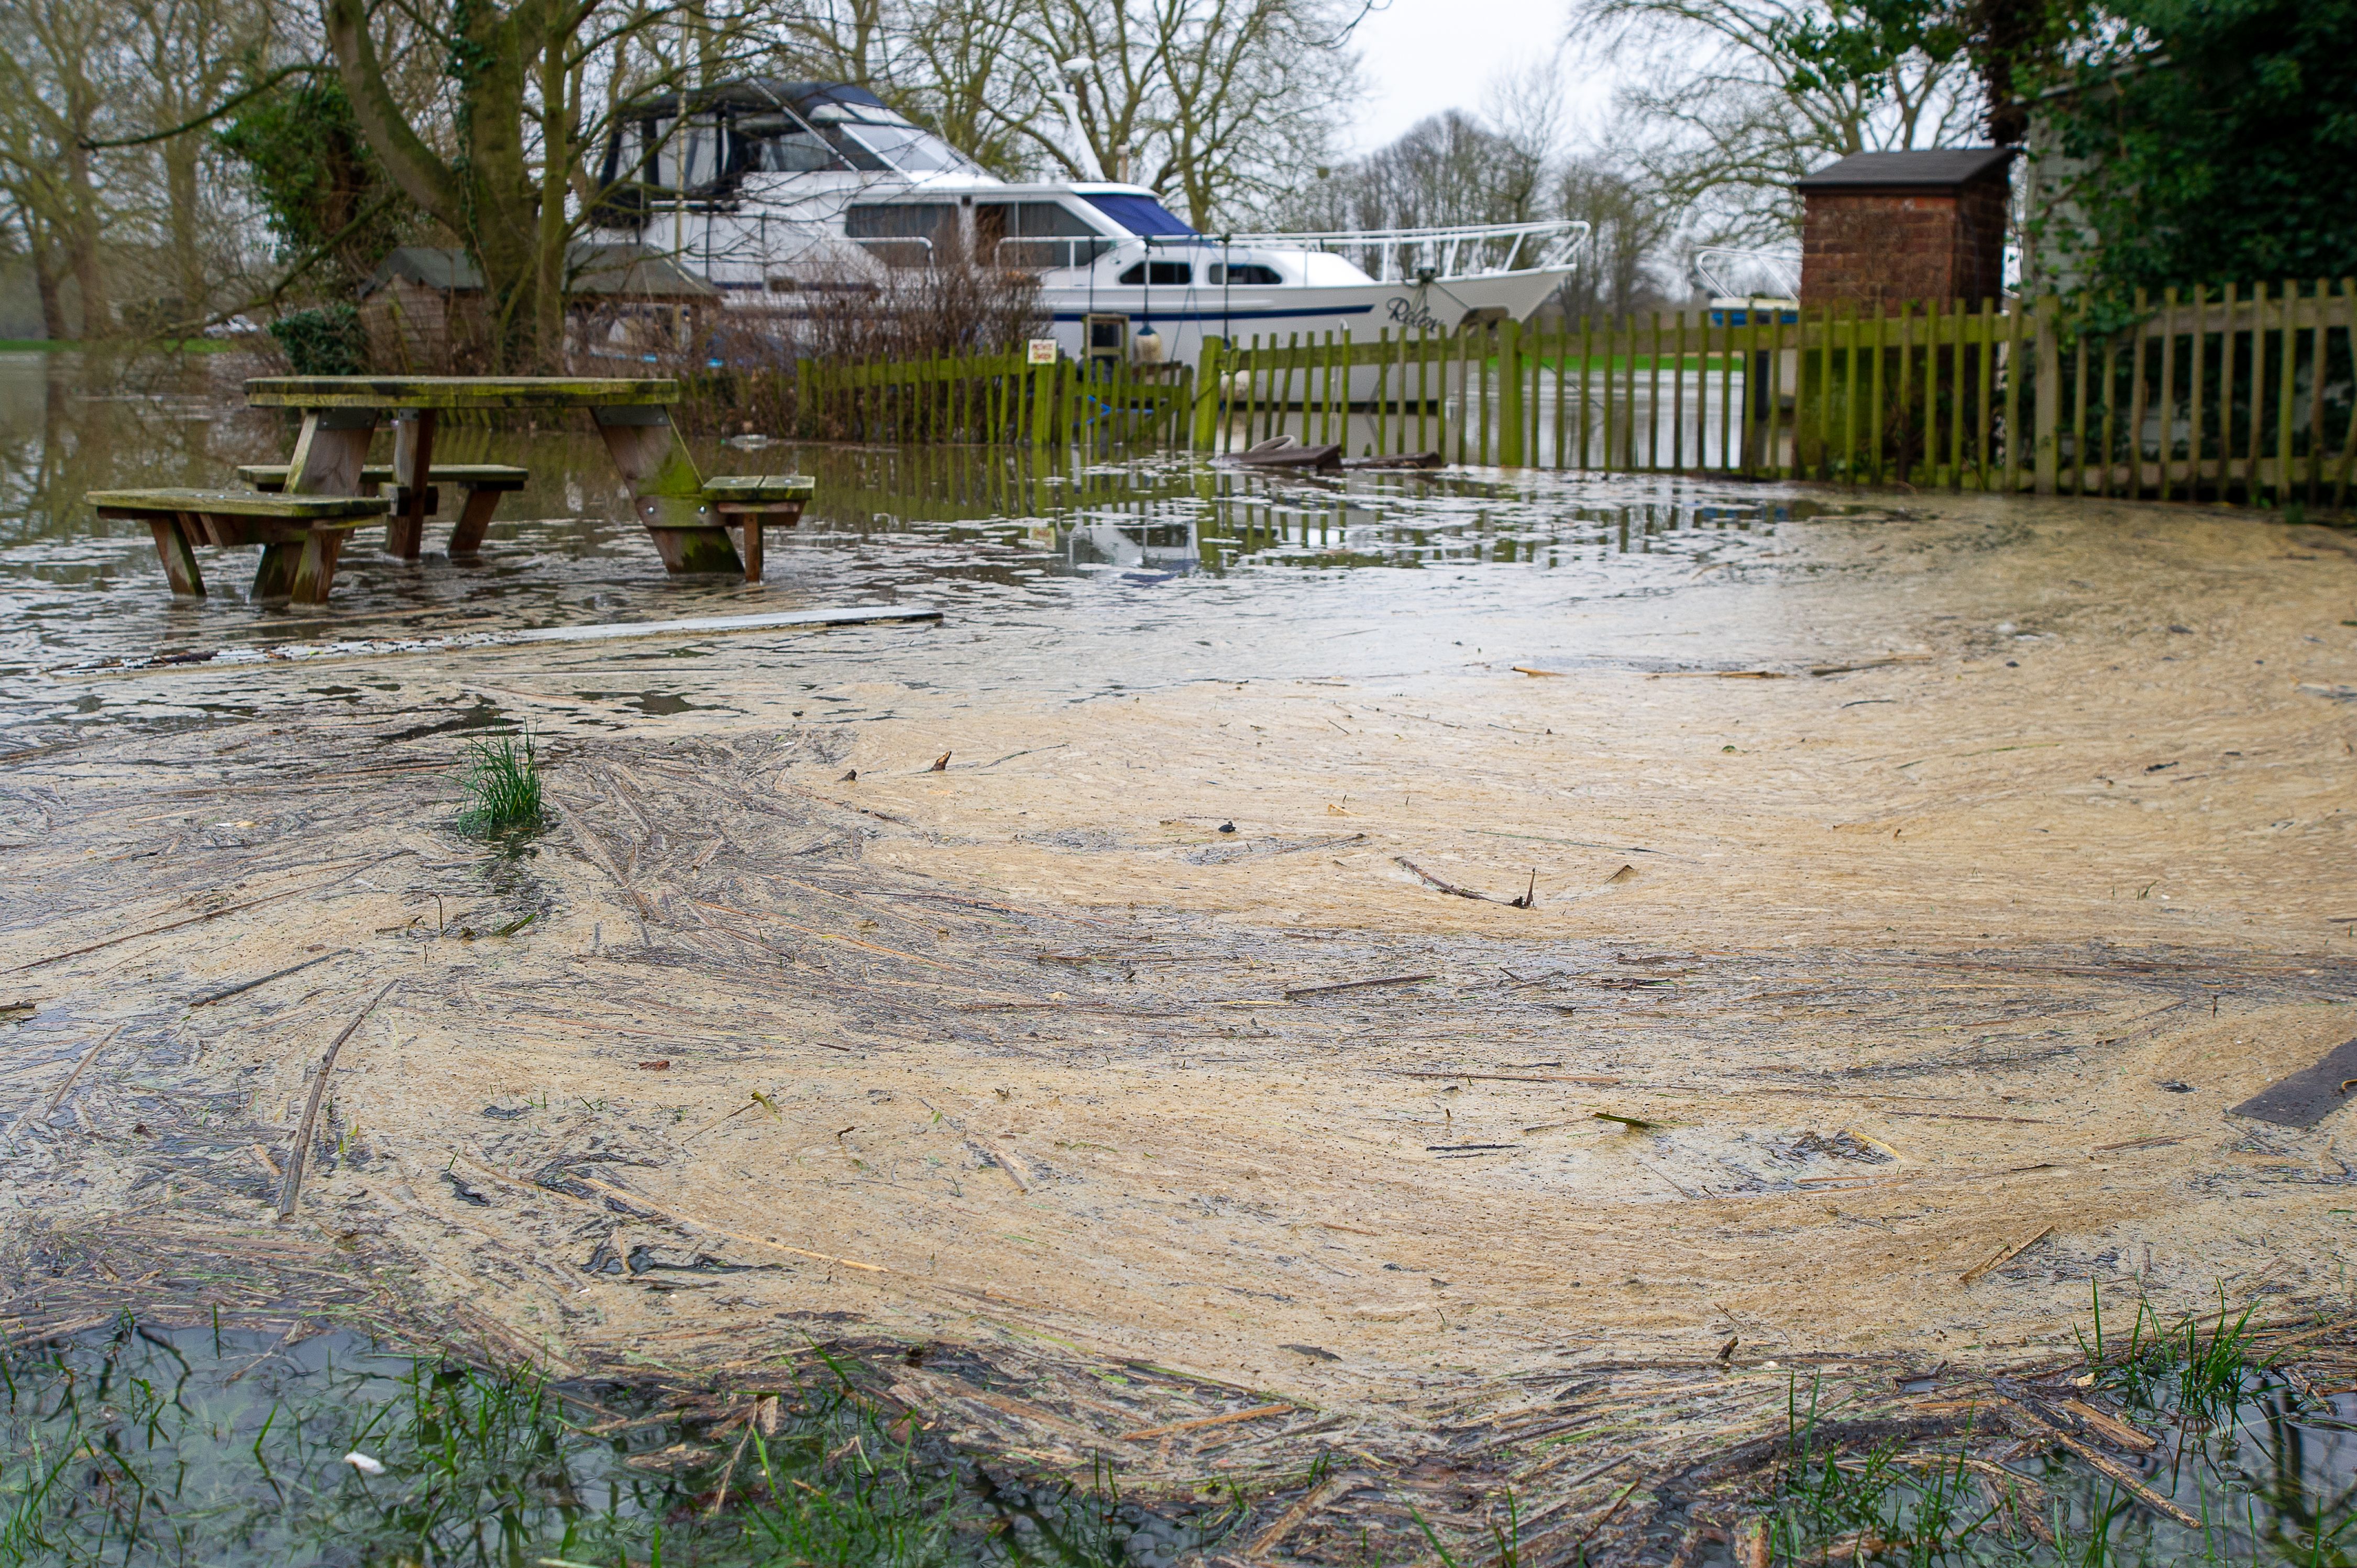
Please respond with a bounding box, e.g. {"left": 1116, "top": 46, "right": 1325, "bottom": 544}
{"left": 1694, "top": 247, "right": 1801, "bottom": 304}
{"left": 850, "top": 234, "right": 936, "bottom": 269}
{"left": 1216, "top": 219, "right": 1589, "bottom": 282}
{"left": 991, "top": 236, "right": 1121, "bottom": 271}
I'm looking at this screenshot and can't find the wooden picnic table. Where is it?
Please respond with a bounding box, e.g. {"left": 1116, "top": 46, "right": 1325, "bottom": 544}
{"left": 224, "top": 375, "right": 808, "bottom": 598}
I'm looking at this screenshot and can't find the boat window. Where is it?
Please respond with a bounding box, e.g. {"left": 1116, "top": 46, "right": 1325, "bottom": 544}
{"left": 1208, "top": 263, "right": 1283, "bottom": 285}
{"left": 846, "top": 203, "right": 956, "bottom": 267}
{"left": 845, "top": 204, "right": 957, "bottom": 238}
{"left": 1118, "top": 261, "right": 1193, "bottom": 286}
{"left": 1006, "top": 203, "right": 1101, "bottom": 237}
{"left": 976, "top": 202, "right": 1116, "bottom": 269}
{"left": 732, "top": 113, "right": 841, "bottom": 174}
{"left": 1082, "top": 193, "right": 1198, "bottom": 237}
{"left": 843, "top": 122, "right": 971, "bottom": 175}
{"left": 636, "top": 116, "right": 723, "bottom": 191}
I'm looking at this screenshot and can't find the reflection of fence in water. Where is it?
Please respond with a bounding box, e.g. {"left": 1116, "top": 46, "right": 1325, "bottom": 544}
{"left": 776, "top": 441, "right": 1783, "bottom": 578}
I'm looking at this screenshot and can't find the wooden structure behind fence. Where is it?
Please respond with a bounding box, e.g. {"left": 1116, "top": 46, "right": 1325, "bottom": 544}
{"left": 766, "top": 280, "right": 2357, "bottom": 509}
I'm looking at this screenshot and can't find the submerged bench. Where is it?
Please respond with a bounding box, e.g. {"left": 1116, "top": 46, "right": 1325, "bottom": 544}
{"left": 699, "top": 474, "right": 813, "bottom": 583}
{"left": 90, "top": 489, "right": 391, "bottom": 603}
{"left": 236, "top": 462, "right": 529, "bottom": 557}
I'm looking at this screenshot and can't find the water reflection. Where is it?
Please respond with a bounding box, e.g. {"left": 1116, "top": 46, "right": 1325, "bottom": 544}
{"left": 0, "top": 352, "right": 1845, "bottom": 711}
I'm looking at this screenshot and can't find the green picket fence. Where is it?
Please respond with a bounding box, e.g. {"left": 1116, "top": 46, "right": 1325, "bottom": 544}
{"left": 1197, "top": 278, "right": 2357, "bottom": 505}
{"left": 794, "top": 349, "right": 1193, "bottom": 452}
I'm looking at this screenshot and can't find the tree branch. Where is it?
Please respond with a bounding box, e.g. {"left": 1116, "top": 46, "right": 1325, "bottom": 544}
{"left": 79, "top": 62, "right": 327, "bottom": 150}
{"left": 322, "top": 0, "right": 465, "bottom": 227}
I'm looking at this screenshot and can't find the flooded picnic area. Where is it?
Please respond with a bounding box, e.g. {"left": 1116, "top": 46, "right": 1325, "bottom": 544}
{"left": 5, "top": 348, "right": 2357, "bottom": 1564}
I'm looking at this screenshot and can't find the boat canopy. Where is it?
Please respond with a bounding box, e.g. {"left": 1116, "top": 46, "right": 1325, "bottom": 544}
{"left": 1082, "top": 193, "right": 1199, "bottom": 239}
{"left": 601, "top": 78, "right": 990, "bottom": 198}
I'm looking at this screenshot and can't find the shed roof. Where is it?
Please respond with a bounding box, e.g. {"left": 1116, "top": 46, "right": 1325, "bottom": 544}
{"left": 362, "top": 244, "right": 718, "bottom": 302}
{"left": 1794, "top": 149, "right": 2014, "bottom": 191}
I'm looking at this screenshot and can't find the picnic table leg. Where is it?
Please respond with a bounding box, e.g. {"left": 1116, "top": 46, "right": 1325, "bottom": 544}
{"left": 447, "top": 485, "right": 502, "bottom": 556}
{"left": 288, "top": 529, "right": 348, "bottom": 604}
{"left": 252, "top": 543, "right": 302, "bottom": 600}
{"left": 388, "top": 410, "right": 437, "bottom": 559}
{"left": 145, "top": 514, "right": 205, "bottom": 597}
{"left": 742, "top": 512, "right": 763, "bottom": 582}
{"left": 284, "top": 409, "right": 378, "bottom": 495}
{"left": 591, "top": 404, "right": 742, "bottom": 575}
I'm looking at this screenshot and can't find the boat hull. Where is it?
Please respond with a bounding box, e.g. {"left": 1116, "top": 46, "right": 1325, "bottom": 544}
{"left": 1039, "top": 268, "right": 1573, "bottom": 367}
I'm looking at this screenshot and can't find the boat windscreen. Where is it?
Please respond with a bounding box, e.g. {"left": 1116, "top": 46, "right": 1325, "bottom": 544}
{"left": 1083, "top": 194, "right": 1198, "bottom": 238}
{"left": 845, "top": 122, "right": 976, "bottom": 175}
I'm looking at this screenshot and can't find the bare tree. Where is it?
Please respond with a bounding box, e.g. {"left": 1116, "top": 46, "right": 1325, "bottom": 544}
{"left": 768, "top": 0, "right": 1363, "bottom": 229}
{"left": 1554, "top": 157, "right": 1676, "bottom": 315}
{"left": 323, "top": 0, "right": 783, "bottom": 367}
{"left": 0, "top": 0, "right": 130, "bottom": 335}
{"left": 1277, "top": 108, "right": 1544, "bottom": 231}
{"left": 128, "top": 0, "right": 277, "bottom": 321}
{"left": 1575, "top": 0, "right": 1977, "bottom": 245}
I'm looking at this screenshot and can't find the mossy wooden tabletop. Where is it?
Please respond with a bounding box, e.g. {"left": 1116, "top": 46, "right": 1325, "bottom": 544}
{"left": 244, "top": 377, "right": 680, "bottom": 410}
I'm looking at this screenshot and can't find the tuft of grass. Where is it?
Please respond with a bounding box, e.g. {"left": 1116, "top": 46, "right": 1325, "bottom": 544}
{"left": 2080, "top": 1285, "right": 2266, "bottom": 1425}
{"left": 456, "top": 727, "right": 544, "bottom": 834}
{"left": 2174, "top": 1297, "right": 2264, "bottom": 1427}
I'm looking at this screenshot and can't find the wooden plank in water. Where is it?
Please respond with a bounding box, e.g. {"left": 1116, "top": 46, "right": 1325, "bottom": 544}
{"left": 2227, "top": 1037, "right": 2357, "bottom": 1128}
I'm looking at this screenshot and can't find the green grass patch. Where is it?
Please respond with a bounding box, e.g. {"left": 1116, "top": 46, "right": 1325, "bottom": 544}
{"left": 0, "top": 1318, "right": 1204, "bottom": 1567}
{"left": 456, "top": 727, "right": 545, "bottom": 835}
{"left": 1753, "top": 1290, "right": 2351, "bottom": 1567}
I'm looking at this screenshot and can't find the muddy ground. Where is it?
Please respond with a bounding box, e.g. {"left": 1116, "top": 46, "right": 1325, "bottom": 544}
{"left": 4, "top": 490, "right": 2356, "bottom": 1562}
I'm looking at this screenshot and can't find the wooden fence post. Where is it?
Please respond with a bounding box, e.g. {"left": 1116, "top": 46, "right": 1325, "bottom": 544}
{"left": 2033, "top": 295, "right": 2061, "bottom": 495}
{"left": 1031, "top": 356, "right": 1053, "bottom": 458}
{"left": 1193, "top": 336, "right": 1227, "bottom": 451}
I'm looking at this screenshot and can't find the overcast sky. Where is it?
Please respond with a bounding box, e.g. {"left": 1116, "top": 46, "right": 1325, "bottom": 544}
{"left": 1341, "top": 0, "right": 1616, "bottom": 156}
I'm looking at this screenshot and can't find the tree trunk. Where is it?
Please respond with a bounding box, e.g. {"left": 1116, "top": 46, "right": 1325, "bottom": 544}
{"left": 325, "top": 0, "right": 552, "bottom": 370}
{"left": 63, "top": 99, "right": 106, "bottom": 337}
{"left": 30, "top": 218, "right": 66, "bottom": 343}
{"left": 164, "top": 135, "right": 206, "bottom": 324}
{"left": 531, "top": 43, "right": 572, "bottom": 370}
{"left": 454, "top": 1, "right": 544, "bottom": 368}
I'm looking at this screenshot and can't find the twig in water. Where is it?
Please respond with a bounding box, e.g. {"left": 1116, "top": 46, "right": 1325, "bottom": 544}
{"left": 276, "top": 981, "right": 398, "bottom": 1220}
{"left": 1960, "top": 1223, "right": 2055, "bottom": 1285}
{"left": 10, "top": 851, "right": 413, "bottom": 973}
{"left": 189, "top": 949, "right": 345, "bottom": 1008}
{"left": 1394, "top": 857, "right": 1496, "bottom": 901}
{"left": 1, "top": 1024, "right": 125, "bottom": 1145}
{"left": 706, "top": 1425, "right": 754, "bottom": 1516}
{"left": 1281, "top": 973, "right": 1434, "bottom": 999}
{"left": 1121, "top": 1403, "right": 1293, "bottom": 1441}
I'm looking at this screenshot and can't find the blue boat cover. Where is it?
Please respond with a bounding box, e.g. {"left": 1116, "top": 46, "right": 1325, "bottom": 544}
{"left": 1083, "top": 193, "right": 1200, "bottom": 239}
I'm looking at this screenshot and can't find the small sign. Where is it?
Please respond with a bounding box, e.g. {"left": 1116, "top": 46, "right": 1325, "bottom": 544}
{"left": 1027, "top": 338, "right": 1060, "bottom": 365}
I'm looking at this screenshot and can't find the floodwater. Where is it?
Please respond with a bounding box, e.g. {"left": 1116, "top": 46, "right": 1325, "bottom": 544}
{"left": 0, "top": 349, "right": 1812, "bottom": 718}
{"left": 6, "top": 348, "right": 2357, "bottom": 1565}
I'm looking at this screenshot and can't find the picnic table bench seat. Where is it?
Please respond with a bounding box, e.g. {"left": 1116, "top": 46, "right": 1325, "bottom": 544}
{"left": 236, "top": 462, "right": 529, "bottom": 557}
{"left": 699, "top": 474, "right": 811, "bottom": 583}
{"left": 90, "top": 488, "right": 390, "bottom": 603}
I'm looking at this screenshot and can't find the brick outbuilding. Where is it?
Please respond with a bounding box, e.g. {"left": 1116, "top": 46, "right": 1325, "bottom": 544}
{"left": 1794, "top": 149, "right": 2014, "bottom": 311}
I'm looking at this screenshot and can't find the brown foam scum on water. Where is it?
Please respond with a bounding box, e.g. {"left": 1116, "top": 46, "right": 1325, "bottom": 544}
{"left": 4, "top": 492, "right": 2356, "bottom": 1561}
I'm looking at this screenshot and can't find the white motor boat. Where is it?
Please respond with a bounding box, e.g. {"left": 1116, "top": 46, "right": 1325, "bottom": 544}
{"left": 588, "top": 80, "right": 1588, "bottom": 371}
{"left": 1694, "top": 247, "right": 1800, "bottom": 325}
